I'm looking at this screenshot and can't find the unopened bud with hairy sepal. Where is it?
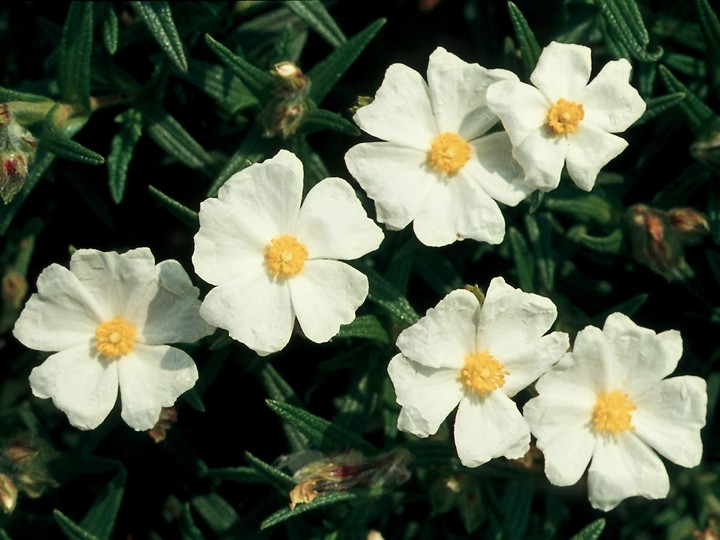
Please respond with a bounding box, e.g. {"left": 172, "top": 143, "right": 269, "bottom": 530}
{"left": 0, "top": 104, "right": 37, "bottom": 204}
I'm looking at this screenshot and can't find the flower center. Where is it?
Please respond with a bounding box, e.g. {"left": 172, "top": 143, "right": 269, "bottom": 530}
{"left": 427, "top": 132, "right": 471, "bottom": 174}
{"left": 591, "top": 390, "right": 637, "bottom": 435}
{"left": 547, "top": 98, "right": 585, "bottom": 135}
{"left": 95, "top": 317, "right": 137, "bottom": 359}
{"left": 264, "top": 234, "right": 308, "bottom": 279}
{"left": 460, "top": 351, "right": 509, "bottom": 396}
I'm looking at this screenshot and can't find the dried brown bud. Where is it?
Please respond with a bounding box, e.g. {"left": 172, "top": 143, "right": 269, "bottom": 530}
{"left": 2, "top": 270, "right": 28, "bottom": 310}
{"left": 147, "top": 407, "right": 178, "bottom": 443}
{"left": 0, "top": 474, "right": 17, "bottom": 514}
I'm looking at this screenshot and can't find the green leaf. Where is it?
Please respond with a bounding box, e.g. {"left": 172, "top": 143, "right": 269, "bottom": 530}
{"left": 501, "top": 479, "right": 533, "bottom": 540}
{"left": 297, "top": 108, "right": 360, "bottom": 136}
{"left": 266, "top": 400, "right": 378, "bottom": 455}
{"left": 80, "top": 469, "right": 126, "bottom": 540}
{"left": 53, "top": 510, "right": 100, "bottom": 540}
{"left": 0, "top": 86, "right": 52, "bottom": 103}
{"left": 100, "top": 3, "right": 119, "bottom": 55}
{"left": 58, "top": 2, "right": 93, "bottom": 109}
{"left": 130, "top": 1, "right": 188, "bottom": 72}
{"left": 524, "top": 213, "right": 555, "bottom": 293}
{"left": 709, "top": 181, "right": 720, "bottom": 244}
{"left": 507, "top": 2, "right": 541, "bottom": 76}
{"left": 203, "top": 466, "right": 266, "bottom": 484}
{"left": 257, "top": 362, "right": 308, "bottom": 452}
{"left": 528, "top": 190, "right": 544, "bottom": 213}
{"left": 598, "top": 293, "right": 648, "bottom": 323}
{"left": 182, "top": 388, "right": 205, "bottom": 412}
{"left": 175, "top": 59, "right": 258, "bottom": 114}
{"left": 599, "top": 0, "right": 662, "bottom": 61}
{"left": 308, "top": 18, "right": 385, "bottom": 104}
{"left": 289, "top": 137, "right": 329, "bottom": 191}
{"left": 107, "top": 109, "right": 143, "bottom": 203}
{"left": 354, "top": 261, "right": 419, "bottom": 326}
{"left": 543, "top": 194, "right": 614, "bottom": 225}
{"left": 191, "top": 493, "right": 238, "bottom": 535}
{"left": 634, "top": 92, "right": 685, "bottom": 126}
{"left": 508, "top": 226, "right": 535, "bottom": 292}
{"left": 204, "top": 34, "right": 275, "bottom": 100}
{"left": 143, "top": 108, "right": 215, "bottom": 171}
{"left": 285, "top": 0, "right": 346, "bottom": 47}
{"left": 570, "top": 227, "right": 624, "bottom": 254}
{"left": 261, "top": 492, "right": 359, "bottom": 529}
{"left": 147, "top": 185, "right": 199, "bottom": 229}
{"left": 696, "top": 0, "right": 720, "bottom": 86}
{"left": 244, "top": 451, "right": 295, "bottom": 491}
{"left": 570, "top": 518, "right": 606, "bottom": 540}
{"left": 413, "top": 249, "right": 462, "bottom": 297}
{"left": 336, "top": 315, "right": 390, "bottom": 343}
{"left": 179, "top": 504, "right": 205, "bottom": 540}
{"left": 658, "top": 65, "right": 720, "bottom": 137}
{"left": 42, "top": 110, "right": 103, "bottom": 165}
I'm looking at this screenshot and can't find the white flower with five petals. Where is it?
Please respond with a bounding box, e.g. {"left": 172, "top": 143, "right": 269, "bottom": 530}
{"left": 193, "top": 150, "right": 384, "bottom": 356}
{"left": 486, "top": 41, "right": 646, "bottom": 192}
{"left": 13, "top": 248, "right": 214, "bottom": 431}
{"left": 387, "top": 278, "right": 569, "bottom": 467}
{"left": 523, "top": 313, "right": 707, "bottom": 511}
{"left": 344, "top": 47, "right": 532, "bottom": 247}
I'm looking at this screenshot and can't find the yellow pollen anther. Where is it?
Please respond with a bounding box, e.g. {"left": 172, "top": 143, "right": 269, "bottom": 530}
{"left": 547, "top": 98, "right": 585, "bottom": 135}
{"left": 461, "top": 351, "right": 509, "bottom": 396}
{"left": 427, "top": 132, "right": 471, "bottom": 174}
{"left": 264, "top": 234, "right": 308, "bottom": 279}
{"left": 95, "top": 316, "right": 137, "bottom": 359}
{"left": 591, "top": 389, "right": 637, "bottom": 435}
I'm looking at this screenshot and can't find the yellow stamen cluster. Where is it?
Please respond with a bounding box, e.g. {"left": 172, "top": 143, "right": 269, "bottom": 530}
{"left": 427, "top": 132, "right": 471, "bottom": 174}
{"left": 95, "top": 316, "right": 137, "bottom": 359}
{"left": 460, "top": 351, "right": 509, "bottom": 396}
{"left": 591, "top": 389, "right": 637, "bottom": 435}
{"left": 547, "top": 98, "right": 585, "bottom": 135}
{"left": 264, "top": 234, "right": 309, "bottom": 279}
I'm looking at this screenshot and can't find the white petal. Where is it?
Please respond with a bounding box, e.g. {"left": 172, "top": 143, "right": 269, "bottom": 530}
{"left": 294, "top": 177, "right": 384, "bottom": 261}
{"left": 344, "top": 143, "right": 436, "bottom": 230}
{"left": 530, "top": 42, "right": 592, "bottom": 102}
{"left": 465, "top": 132, "right": 532, "bottom": 206}
{"left": 427, "top": 47, "right": 517, "bottom": 138}
{"left": 588, "top": 434, "right": 669, "bottom": 511}
{"left": 388, "top": 353, "right": 464, "bottom": 438}
{"left": 512, "top": 128, "right": 567, "bottom": 192}
{"left": 523, "top": 390, "right": 596, "bottom": 486}
{"left": 477, "top": 276, "right": 559, "bottom": 357}
{"left": 396, "top": 289, "right": 479, "bottom": 369}
{"left": 633, "top": 376, "right": 707, "bottom": 467}
{"left": 118, "top": 344, "right": 199, "bottom": 430}
{"left": 501, "top": 332, "right": 570, "bottom": 397}
{"left": 193, "top": 197, "right": 267, "bottom": 285}
{"left": 454, "top": 392, "right": 530, "bottom": 467}
{"left": 13, "top": 264, "right": 101, "bottom": 352}
{"left": 486, "top": 80, "right": 548, "bottom": 147}
{"left": 582, "top": 59, "right": 646, "bottom": 132}
{"left": 412, "top": 169, "right": 506, "bottom": 246}
{"left": 29, "top": 347, "right": 119, "bottom": 430}
{"left": 353, "top": 63, "right": 437, "bottom": 149}
{"left": 137, "top": 260, "right": 215, "bottom": 345}
{"left": 564, "top": 124, "right": 628, "bottom": 191}
{"left": 200, "top": 272, "right": 294, "bottom": 356}
{"left": 289, "top": 260, "right": 368, "bottom": 344}
{"left": 567, "top": 324, "right": 623, "bottom": 393}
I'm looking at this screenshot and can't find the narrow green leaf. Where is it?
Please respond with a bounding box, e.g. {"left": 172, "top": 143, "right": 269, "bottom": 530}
{"left": 353, "top": 261, "right": 419, "bottom": 325}
{"left": 191, "top": 493, "right": 238, "bottom": 535}
{"left": 203, "top": 466, "right": 266, "bottom": 484}
{"left": 336, "top": 315, "right": 390, "bottom": 343}
{"left": 261, "top": 492, "right": 359, "bottom": 529}
{"left": 53, "top": 510, "right": 100, "bottom": 540}
{"left": 179, "top": 504, "right": 205, "bottom": 540}
{"left": 528, "top": 190, "right": 544, "bottom": 213}
{"left": 204, "top": 34, "right": 275, "bottom": 100}
{"left": 100, "top": 3, "right": 119, "bottom": 55}
{"left": 543, "top": 194, "right": 614, "bottom": 225}
{"left": 663, "top": 52, "right": 707, "bottom": 79}
{"left": 244, "top": 451, "right": 295, "bottom": 491}
{"left": 0, "top": 87, "right": 51, "bottom": 103}
{"left": 696, "top": 0, "right": 720, "bottom": 86}
{"left": 508, "top": 227, "right": 535, "bottom": 292}
{"left": 570, "top": 227, "right": 624, "bottom": 254}
{"left": 257, "top": 362, "right": 308, "bottom": 452}
{"left": 175, "top": 60, "right": 258, "bottom": 114}
{"left": 80, "top": 469, "right": 126, "bottom": 540}
{"left": 524, "top": 213, "right": 555, "bottom": 293}
{"left": 597, "top": 293, "right": 648, "bottom": 323}
{"left": 297, "top": 108, "right": 360, "bottom": 136}
{"left": 658, "top": 65, "right": 720, "bottom": 137}
{"left": 414, "top": 250, "right": 462, "bottom": 297}
{"left": 507, "top": 2, "right": 541, "bottom": 76}
{"left": 599, "top": 0, "right": 662, "bottom": 61}
{"left": 148, "top": 185, "right": 198, "bottom": 229}
{"left": 107, "top": 109, "right": 143, "bottom": 203}
{"left": 266, "top": 399, "right": 378, "bottom": 455}
{"left": 289, "top": 137, "right": 328, "bottom": 191}
{"left": 634, "top": 92, "right": 685, "bottom": 126}
{"left": 143, "top": 108, "right": 215, "bottom": 171}
{"left": 130, "top": 1, "right": 188, "bottom": 72}
{"left": 308, "top": 18, "right": 385, "bottom": 104}
{"left": 652, "top": 163, "right": 709, "bottom": 208}
{"left": 182, "top": 388, "right": 205, "bottom": 412}
{"left": 58, "top": 2, "right": 93, "bottom": 108}
{"left": 709, "top": 181, "right": 720, "bottom": 244}
{"left": 286, "top": 0, "right": 346, "bottom": 47}
{"left": 570, "top": 518, "right": 606, "bottom": 540}
{"left": 501, "top": 479, "right": 533, "bottom": 540}
{"left": 42, "top": 110, "right": 104, "bottom": 165}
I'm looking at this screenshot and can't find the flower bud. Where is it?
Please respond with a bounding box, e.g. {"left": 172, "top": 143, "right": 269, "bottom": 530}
{"left": 260, "top": 100, "right": 306, "bottom": 139}
{"left": 0, "top": 474, "right": 17, "bottom": 514}
{"left": 668, "top": 207, "right": 710, "bottom": 244}
{"left": 2, "top": 270, "right": 28, "bottom": 311}
{"left": 272, "top": 62, "right": 310, "bottom": 97}
{"left": 0, "top": 103, "right": 38, "bottom": 204}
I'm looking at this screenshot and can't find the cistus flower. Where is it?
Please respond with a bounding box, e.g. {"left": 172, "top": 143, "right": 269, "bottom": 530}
{"left": 344, "top": 47, "right": 532, "bottom": 247}
{"left": 0, "top": 103, "right": 37, "bottom": 204}
{"left": 13, "top": 248, "right": 214, "bottom": 431}
{"left": 523, "top": 313, "right": 707, "bottom": 511}
{"left": 387, "top": 278, "right": 569, "bottom": 467}
{"left": 193, "top": 150, "right": 384, "bottom": 356}
{"left": 486, "top": 41, "right": 646, "bottom": 192}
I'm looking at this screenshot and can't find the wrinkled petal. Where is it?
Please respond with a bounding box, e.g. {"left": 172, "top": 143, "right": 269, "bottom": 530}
{"left": 396, "top": 289, "right": 479, "bottom": 369}
{"left": 582, "top": 59, "right": 646, "bottom": 132}
{"left": 454, "top": 392, "right": 530, "bottom": 467}
{"left": 294, "top": 177, "right": 384, "bottom": 261}
{"left": 501, "top": 332, "right": 569, "bottom": 396}
{"left": 564, "top": 124, "right": 628, "bottom": 191}
{"left": 465, "top": 132, "right": 532, "bottom": 206}
{"left": 512, "top": 128, "right": 567, "bottom": 191}
{"left": 137, "top": 260, "right": 214, "bottom": 345}
{"left": 566, "top": 324, "right": 623, "bottom": 393}
{"left": 588, "top": 434, "right": 669, "bottom": 511}
{"left": 353, "top": 63, "right": 437, "bottom": 149}
{"left": 413, "top": 169, "right": 506, "bottom": 246}
{"left": 388, "top": 353, "right": 464, "bottom": 437}
{"left": 531, "top": 42, "right": 592, "bottom": 102}
{"left": 13, "top": 264, "right": 101, "bottom": 352}
{"left": 289, "top": 260, "right": 368, "bottom": 344}
{"left": 29, "top": 346, "right": 119, "bottom": 430}
{"left": 486, "top": 80, "right": 548, "bottom": 147}
{"left": 633, "top": 376, "right": 707, "bottom": 467}
{"left": 200, "top": 272, "right": 293, "bottom": 356}
{"left": 118, "top": 344, "right": 199, "bottom": 431}
{"left": 344, "top": 143, "right": 435, "bottom": 230}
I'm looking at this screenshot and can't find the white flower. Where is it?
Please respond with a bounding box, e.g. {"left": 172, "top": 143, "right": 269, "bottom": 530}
{"left": 523, "top": 312, "right": 707, "bottom": 511}
{"left": 486, "top": 41, "right": 646, "bottom": 192}
{"left": 387, "top": 278, "right": 569, "bottom": 467}
{"left": 193, "top": 149, "right": 384, "bottom": 356}
{"left": 13, "top": 248, "right": 214, "bottom": 431}
{"left": 344, "top": 47, "right": 532, "bottom": 247}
